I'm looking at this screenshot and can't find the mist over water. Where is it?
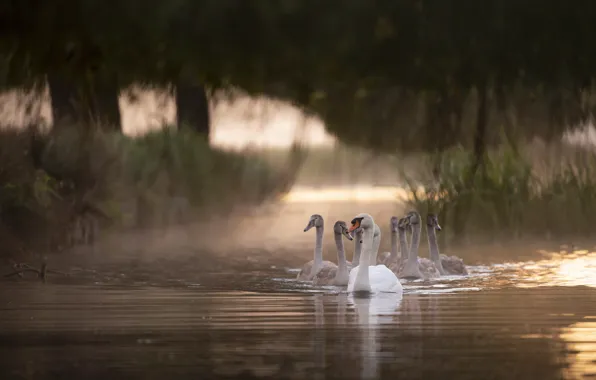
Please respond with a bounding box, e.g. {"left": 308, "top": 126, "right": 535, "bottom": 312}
{"left": 3, "top": 90, "right": 596, "bottom": 378}
{"left": 2, "top": 190, "right": 596, "bottom": 379}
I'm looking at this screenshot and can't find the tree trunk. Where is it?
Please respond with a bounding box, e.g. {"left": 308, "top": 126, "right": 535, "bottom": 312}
{"left": 47, "top": 75, "right": 81, "bottom": 125}
{"left": 47, "top": 74, "right": 122, "bottom": 131}
{"left": 90, "top": 78, "right": 122, "bottom": 130}
{"left": 469, "top": 82, "right": 489, "bottom": 181}
{"left": 452, "top": 82, "right": 489, "bottom": 245}
{"left": 175, "top": 83, "right": 210, "bottom": 138}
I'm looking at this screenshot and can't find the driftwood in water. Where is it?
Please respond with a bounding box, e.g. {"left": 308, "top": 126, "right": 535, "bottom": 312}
{"left": 4, "top": 261, "right": 69, "bottom": 282}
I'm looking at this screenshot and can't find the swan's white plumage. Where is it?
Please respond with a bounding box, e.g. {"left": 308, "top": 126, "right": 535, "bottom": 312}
{"left": 347, "top": 213, "right": 403, "bottom": 296}
{"left": 348, "top": 264, "right": 403, "bottom": 293}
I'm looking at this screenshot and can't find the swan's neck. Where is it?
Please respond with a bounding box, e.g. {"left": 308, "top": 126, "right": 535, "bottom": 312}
{"left": 353, "top": 231, "right": 362, "bottom": 267}
{"left": 408, "top": 224, "right": 421, "bottom": 264}
{"left": 398, "top": 228, "right": 409, "bottom": 261}
{"left": 389, "top": 230, "right": 398, "bottom": 262}
{"left": 334, "top": 232, "right": 348, "bottom": 275}
{"left": 427, "top": 225, "right": 446, "bottom": 273}
{"left": 370, "top": 229, "right": 381, "bottom": 266}
{"left": 314, "top": 225, "right": 324, "bottom": 271}
{"left": 354, "top": 228, "right": 373, "bottom": 291}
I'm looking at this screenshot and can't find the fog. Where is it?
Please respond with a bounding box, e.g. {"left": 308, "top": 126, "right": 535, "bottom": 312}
{"left": 2, "top": 86, "right": 595, "bottom": 271}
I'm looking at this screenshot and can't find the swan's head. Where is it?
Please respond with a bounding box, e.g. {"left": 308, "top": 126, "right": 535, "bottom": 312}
{"left": 397, "top": 217, "right": 410, "bottom": 232}
{"left": 348, "top": 213, "right": 375, "bottom": 234}
{"left": 304, "top": 214, "right": 324, "bottom": 232}
{"left": 390, "top": 216, "right": 399, "bottom": 233}
{"left": 405, "top": 211, "right": 421, "bottom": 227}
{"left": 427, "top": 213, "right": 442, "bottom": 231}
{"left": 334, "top": 221, "right": 354, "bottom": 241}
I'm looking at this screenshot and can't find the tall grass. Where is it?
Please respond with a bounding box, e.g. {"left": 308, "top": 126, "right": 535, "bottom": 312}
{"left": 402, "top": 142, "right": 596, "bottom": 245}
{"left": 0, "top": 124, "right": 288, "bottom": 255}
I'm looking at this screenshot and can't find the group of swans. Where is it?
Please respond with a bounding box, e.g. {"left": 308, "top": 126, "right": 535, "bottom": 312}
{"left": 297, "top": 211, "right": 468, "bottom": 295}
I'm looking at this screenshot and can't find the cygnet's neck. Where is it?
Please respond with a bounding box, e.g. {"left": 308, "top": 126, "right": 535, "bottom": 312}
{"left": 334, "top": 231, "right": 348, "bottom": 274}
{"left": 314, "top": 225, "right": 324, "bottom": 271}
{"left": 370, "top": 228, "right": 381, "bottom": 266}
{"left": 427, "top": 225, "right": 446, "bottom": 274}
{"left": 389, "top": 230, "right": 399, "bottom": 262}
{"left": 398, "top": 228, "right": 409, "bottom": 262}
{"left": 408, "top": 223, "right": 421, "bottom": 264}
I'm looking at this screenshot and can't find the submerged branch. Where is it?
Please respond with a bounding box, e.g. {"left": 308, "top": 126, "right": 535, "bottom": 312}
{"left": 4, "top": 262, "right": 69, "bottom": 282}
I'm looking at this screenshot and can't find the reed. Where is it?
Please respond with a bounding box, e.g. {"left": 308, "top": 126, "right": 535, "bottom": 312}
{"left": 0, "top": 123, "right": 286, "bottom": 255}
{"left": 401, "top": 142, "right": 596, "bottom": 245}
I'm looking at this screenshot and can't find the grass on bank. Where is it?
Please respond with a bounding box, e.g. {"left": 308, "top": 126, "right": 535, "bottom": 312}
{"left": 402, "top": 141, "right": 596, "bottom": 246}
{"left": 0, "top": 124, "right": 292, "bottom": 256}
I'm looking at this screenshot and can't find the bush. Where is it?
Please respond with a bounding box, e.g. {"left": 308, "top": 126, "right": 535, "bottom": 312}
{"left": 0, "top": 124, "right": 287, "bottom": 255}
{"left": 402, "top": 142, "right": 596, "bottom": 245}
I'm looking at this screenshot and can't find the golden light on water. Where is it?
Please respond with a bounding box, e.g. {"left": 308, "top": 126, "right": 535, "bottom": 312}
{"left": 282, "top": 186, "right": 426, "bottom": 203}
{"left": 508, "top": 250, "right": 596, "bottom": 288}
{"left": 560, "top": 320, "right": 596, "bottom": 377}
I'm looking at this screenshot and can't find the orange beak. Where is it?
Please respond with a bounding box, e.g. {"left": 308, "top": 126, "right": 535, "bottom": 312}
{"left": 348, "top": 221, "right": 360, "bottom": 233}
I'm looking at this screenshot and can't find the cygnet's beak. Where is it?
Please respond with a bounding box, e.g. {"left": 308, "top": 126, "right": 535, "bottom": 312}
{"left": 435, "top": 223, "right": 442, "bottom": 232}
{"left": 304, "top": 220, "right": 315, "bottom": 232}
{"left": 342, "top": 228, "right": 354, "bottom": 241}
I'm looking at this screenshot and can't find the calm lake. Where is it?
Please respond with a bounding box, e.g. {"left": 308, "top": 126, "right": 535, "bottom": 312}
{"left": 1, "top": 193, "right": 596, "bottom": 380}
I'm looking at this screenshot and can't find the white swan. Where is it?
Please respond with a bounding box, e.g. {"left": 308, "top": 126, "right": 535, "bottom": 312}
{"left": 297, "top": 214, "right": 337, "bottom": 281}
{"left": 352, "top": 223, "right": 381, "bottom": 267}
{"left": 427, "top": 213, "right": 469, "bottom": 276}
{"left": 347, "top": 213, "right": 403, "bottom": 294}
{"left": 399, "top": 211, "right": 440, "bottom": 280}
{"left": 379, "top": 217, "right": 400, "bottom": 266}
{"left": 313, "top": 221, "right": 354, "bottom": 286}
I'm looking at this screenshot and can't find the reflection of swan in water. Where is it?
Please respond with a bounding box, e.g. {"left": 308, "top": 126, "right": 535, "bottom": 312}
{"left": 348, "top": 292, "right": 403, "bottom": 325}
{"left": 298, "top": 214, "right": 336, "bottom": 281}
{"left": 348, "top": 292, "right": 402, "bottom": 379}
{"left": 394, "top": 295, "right": 424, "bottom": 372}
{"left": 313, "top": 294, "right": 326, "bottom": 380}
{"left": 347, "top": 213, "right": 403, "bottom": 295}
{"left": 337, "top": 293, "right": 348, "bottom": 325}
{"left": 426, "top": 295, "right": 440, "bottom": 336}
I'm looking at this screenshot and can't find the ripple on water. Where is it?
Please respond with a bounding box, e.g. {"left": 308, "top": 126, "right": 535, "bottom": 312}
{"left": 282, "top": 250, "right": 596, "bottom": 295}
{"left": 2, "top": 250, "right": 596, "bottom": 379}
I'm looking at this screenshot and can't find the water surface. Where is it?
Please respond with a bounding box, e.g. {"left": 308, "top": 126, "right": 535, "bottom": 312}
{"left": 1, "top": 251, "right": 596, "bottom": 379}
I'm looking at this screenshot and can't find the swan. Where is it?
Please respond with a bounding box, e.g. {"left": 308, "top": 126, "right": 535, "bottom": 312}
{"left": 370, "top": 223, "right": 382, "bottom": 266}
{"left": 387, "top": 217, "right": 410, "bottom": 274}
{"left": 427, "top": 213, "right": 469, "bottom": 276}
{"left": 352, "top": 223, "right": 381, "bottom": 267}
{"left": 347, "top": 213, "right": 403, "bottom": 295}
{"left": 378, "top": 217, "right": 400, "bottom": 266}
{"left": 399, "top": 211, "right": 440, "bottom": 280}
{"left": 297, "top": 214, "right": 337, "bottom": 281}
{"left": 313, "top": 221, "right": 354, "bottom": 286}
